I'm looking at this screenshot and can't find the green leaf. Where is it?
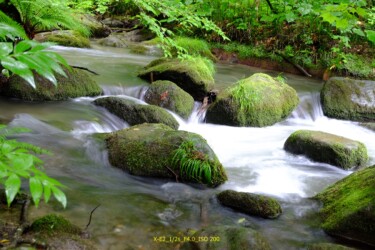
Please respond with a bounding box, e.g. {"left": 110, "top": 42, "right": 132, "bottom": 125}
{"left": 14, "top": 40, "right": 34, "bottom": 54}
{"left": 1, "top": 57, "right": 35, "bottom": 88}
{"left": 336, "top": 18, "right": 349, "bottom": 30}
{"left": 365, "top": 30, "right": 375, "bottom": 44}
{"left": 5, "top": 174, "right": 21, "bottom": 206}
{"left": 29, "top": 177, "right": 43, "bottom": 206}
{"left": 0, "top": 42, "right": 13, "bottom": 57}
{"left": 51, "top": 186, "right": 67, "bottom": 208}
{"left": 285, "top": 12, "right": 297, "bottom": 23}
{"left": 43, "top": 184, "right": 51, "bottom": 203}
{"left": 353, "top": 28, "right": 365, "bottom": 37}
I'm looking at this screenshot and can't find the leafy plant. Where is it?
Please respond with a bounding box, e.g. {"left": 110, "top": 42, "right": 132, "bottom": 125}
{"left": 0, "top": 125, "right": 67, "bottom": 208}
{"left": 171, "top": 141, "right": 213, "bottom": 184}
{"left": 0, "top": 20, "right": 70, "bottom": 88}
{"left": 1, "top": 0, "right": 90, "bottom": 38}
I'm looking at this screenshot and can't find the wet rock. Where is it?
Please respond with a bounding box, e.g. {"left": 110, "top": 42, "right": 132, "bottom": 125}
{"left": 321, "top": 77, "right": 375, "bottom": 122}
{"left": 97, "top": 29, "right": 154, "bottom": 47}
{"left": 25, "top": 214, "right": 97, "bottom": 250}
{"left": 216, "top": 190, "right": 282, "bottom": 219}
{"left": 361, "top": 122, "right": 375, "bottom": 132}
{"left": 205, "top": 73, "right": 299, "bottom": 127}
{"left": 284, "top": 130, "right": 368, "bottom": 170}
{"left": 138, "top": 57, "right": 215, "bottom": 101}
{"left": 34, "top": 30, "right": 90, "bottom": 48}
{"left": 144, "top": 80, "right": 195, "bottom": 119}
{"left": 101, "top": 17, "right": 124, "bottom": 28}
{"left": 1, "top": 68, "right": 102, "bottom": 101}
{"left": 80, "top": 14, "right": 110, "bottom": 38}
{"left": 314, "top": 165, "right": 375, "bottom": 247}
{"left": 105, "top": 123, "right": 227, "bottom": 187}
{"left": 307, "top": 243, "right": 356, "bottom": 250}
{"left": 181, "top": 226, "right": 271, "bottom": 250}
{"left": 93, "top": 96, "right": 179, "bottom": 129}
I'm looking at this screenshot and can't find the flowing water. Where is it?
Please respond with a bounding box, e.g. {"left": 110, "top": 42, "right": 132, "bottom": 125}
{"left": 1, "top": 43, "right": 374, "bottom": 250}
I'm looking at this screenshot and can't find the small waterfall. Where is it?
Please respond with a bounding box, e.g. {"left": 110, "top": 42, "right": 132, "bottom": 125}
{"left": 102, "top": 85, "right": 149, "bottom": 100}
{"left": 291, "top": 92, "right": 325, "bottom": 121}
{"left": 188, "top": 102, "right": 207, "bottom": 124}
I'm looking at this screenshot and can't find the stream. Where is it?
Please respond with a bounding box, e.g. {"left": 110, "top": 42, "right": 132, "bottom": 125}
{"left": 1, "top": 43, "right": 374, "bottom": 250}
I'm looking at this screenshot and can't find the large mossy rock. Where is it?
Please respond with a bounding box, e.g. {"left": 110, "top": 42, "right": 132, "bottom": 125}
{"left": 1, "top": 68, "right": 102, "bottom": 101}
{"left": 314, "top": 165, "right": 375, "bottom": 246}
{"left": 34, "top": 30, "right": 91, "bottom": 48}
{"left": 321, "top": 77, "right": 375, "bottom": 122}
{"left": 138, "top": 57, "right": 215, "bottom": 101}
{"left": 105, "top": 123, "right": 227, "bottom": 187}
{"left": 181, "top": 226, "right": 271, "bottom": 250}
{"left": 216, "top": 190, "right": 282, "bottom": 219}
{"left": 144, "top": 80, "right": 195, "bottom": 119}
{"left": 205, "top": 73, "right": 299, "bottom": 127}
{"left": 93, "top": 96, "right": 179, "bottom": 129}
{"left": 26, "top": 214, "right": 97, "bottom": 249}
{"left": 284, "top": 130, "right": 368, "bottom": 170}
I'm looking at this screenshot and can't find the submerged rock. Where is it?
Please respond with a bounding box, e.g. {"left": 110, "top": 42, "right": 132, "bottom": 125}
{"left": 93, "top": 96, "right": 179, "bottom": 129}
{"left": 1, "top": 68, "right": 102, "bottom": 101}
{"left": 321, "top": 77, "right": 375, "bottom": 122}
{"left": 105, "top": 123, "right": 227, "bottom": 187}
{"left": 216, "top": 190, "right": 282, "bottom": 219}
{"left": 314, "top": 165, "right": 375, "bottom": 247}
{"left": 284, "top": 130, "right": 368, "bottom": 170}
{"left": 181, "top": 226, "right": 271, "bottom": 250}
{"left": 144, "top": 80, "right": 195, "bottom": 119}
{"left": 138, "top": 57, "right": 215, "bottom": 101}
{"left": 205, "top": 73, "right": 299, "bottom": 127}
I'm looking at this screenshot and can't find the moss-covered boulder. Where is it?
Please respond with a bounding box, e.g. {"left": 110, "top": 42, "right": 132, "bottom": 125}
{"left": 144, "top": 80, "right": 195, "bottom": 119}
{"left": 105, "top": 123, "right": 227, "bottom": 187}
{"left": 93, "top": 96, "right": 179, "bottom": 129}
{"left": 138, "top": 57, "right": 215, "bottom": 101}
{"left": 216, "top": 190, "right": 282, "bottom": 219}
{"left": 307, "top": 243, "right": 356, "bottom": 250}
{"left": 26, "top": 214, "right": 97, "bottom": 249}
{"left": 181, "top": 226, "right": 271, "bottom": 250}
{"left": 284, "top": 130, "right": 368, "bottom": 170}
{"left": 205, "top": 73, "right": 299, "bottom": 127}
{"left": 321, "top": 77, "right": 375, "bottom": 122}
{"left": 80, "top": 14, "right": 110, "bottom": 38}
{"left": 34, "top": 30, "right": 90, "bottom": 48}
{"left": 1, "top": 68, "right": 102, "bottom": 101}
{"left": 314, "top": 165, "right": 375, "bottom": 246}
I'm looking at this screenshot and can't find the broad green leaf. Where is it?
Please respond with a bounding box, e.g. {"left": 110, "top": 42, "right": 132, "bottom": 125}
{"left": 285, "top": 12, "right": 297, "bottom": 23}
{"left": 1, "top": 57, "right": 35, "bottom": 88}
{"left": 14, "top": 40, "right": 34, "bottom": 54}
{"left": 6, "top": 153, "right": 33, "bottom": 170}
{"left": 353, "top": 28, "right": 365, "bottom": 37}
{"left": 51, "top": 186, "right": 67, "bottom": 208}
{"left": 365, "top": 30, "right": 375, "bottom": 44}
{"left": 5, "top": 174, "right": 21, "bottom": 206}
{"left": 29, "top": 177, "right": 43, "bottom": 206}
{"left": 0, "top": 42, "right": 13, "bottom": 57}
{"left": 336, "top": 18, "right": 349, "bottom": 30}
{"left": 43, "top": 184, "right": 51, "bottom": 203}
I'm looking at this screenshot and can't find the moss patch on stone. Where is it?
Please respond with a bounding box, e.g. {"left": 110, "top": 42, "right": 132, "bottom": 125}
{"left": 181, "top": 226, "right": 271, "bottom": 250}
{"left": 2, "top": 68, "right": 102, "bottom": 101}
{"left": 174, "top": 37, "right": 217, "bottom": 61}
{"left": 138, "top": 57, "right": 215, "bottom": 101}
{"left": 321, "top": 77, "right": 375, "bottom": 122}
{"left": 314, "top": 165, "right": 375, "bottom": 246}
{"left": 47, "top": 31, "right": 91, "bottom": 48}
{"left": 29, "top": 214, "right": 81, "bottom": 236}
{"left": 93, "top": 96, "right": 179, "bottom": 129}
{"left": 217, "top": 190, "right": 282, "bottom": 219}
{"left": 105, "top": 123, "right": 227, "bottom": 187}
{"left": 284, "top": 130, "right": 368, "bottom": 170}
{"left": 206, "top": 73, "right": 299, "bottom": 127}
{"left": 144, "top": 80, "right": 195, "bottom": 119}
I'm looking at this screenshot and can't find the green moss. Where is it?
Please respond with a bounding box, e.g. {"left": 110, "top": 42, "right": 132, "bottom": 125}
{"left": 174, "top": 37, "right": 217, "bottom": 61}
{"left": 4, "top": 67, "right": 102, "bottom": 101}
{"left": 29, "top": 214, "right": 81, "bottom": 236}
{"left": 129, "top": 44, "right": 149, "bottom": 54}
{"left": 144, "top": 80, "right": 195, "bottom": 119}
{"left": 321, "top": 77, "right": 375, "bottom": 122}
{"left": 93, "top": 97, "right": 179, "bottom": 129}
{"left": 314, "top": 165, "right": 375, "bottom": 245}
{"left": 216, "top": 190, "right": 282, "bottom": 219}
{"left": 284, "top": 130, "right": 368, "bottom": 169}
{"left": 138, "top": 57, "right": 215, "bottom": 101}
{"left": 105, "top": 123, "right": 227, "bottom": 187}
{"left": 206, "top": 73, "right": 299, "bottom": 127}
{"left": 47, "top": 31, "right": 91, "bottom": 48}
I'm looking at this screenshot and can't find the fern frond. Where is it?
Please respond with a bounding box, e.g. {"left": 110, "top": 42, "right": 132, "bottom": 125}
{"left": 0, "top": 11, "right": 28, "bottom": 40}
